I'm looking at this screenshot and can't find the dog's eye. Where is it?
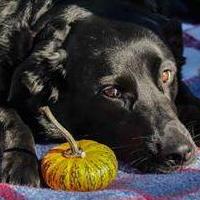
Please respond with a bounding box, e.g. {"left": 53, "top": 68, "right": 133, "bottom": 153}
{"left": 102, "top": 86, "right": 122, "bottom": 98}
{"left": 161, "top": 70, "right": 172, "bottom": 84}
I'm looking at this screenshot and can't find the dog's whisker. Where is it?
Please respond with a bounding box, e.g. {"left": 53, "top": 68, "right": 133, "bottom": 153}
{"left": 188, "top": 124, "right": 200, "bottom": 130}
{"left": 111, "top": 144, "right": 134, "bottom": 150}
{"left": 193, "top": 128, "right": 200, "bottom": 133}
{"left": 131, "top": 136, "right": 149, "bottom": 141}
{"left": 130, "top": 157, "right": 144, "bottom": 165}
{"left": 134, "top": 157, "right": 149, "bottom": 167}
{"left": 192, "top": 133, "right": 200, "bottom": 139}
{"left": 130, "top": 156, "right": 148, "bottom": 166}
{"left": 186, "top": 125, "right": 200, "bottom": 137}
{"left": 185, "top": 120, "right": 198, "bottom": 127}
{"left": 194, "top": 138, "right": 200, "bottom": 143}
{"left": 130, "top": 149, "right": 144, "bottom": 155}
{"left": 187, "top": 125, "right": 196, "bottom": 138}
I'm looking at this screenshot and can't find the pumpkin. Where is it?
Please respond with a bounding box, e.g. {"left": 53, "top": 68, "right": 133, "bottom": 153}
{"left": 40, "top": 107, "right": 118, "bottom": 192}
{"left": 41, "top": 140, "right": 118, "bottom": 191}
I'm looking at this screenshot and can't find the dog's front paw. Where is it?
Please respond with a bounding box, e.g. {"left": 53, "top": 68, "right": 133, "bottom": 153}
{"left": 1, "top": 151, "right": 40, "bottom": 187}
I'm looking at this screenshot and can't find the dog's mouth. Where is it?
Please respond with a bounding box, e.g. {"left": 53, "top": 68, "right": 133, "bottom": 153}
{"left": 130, "top": 152, "right": 197, "bottom": 173}
{"left": 126, "top": 140, "right": 197, "bottom": 173}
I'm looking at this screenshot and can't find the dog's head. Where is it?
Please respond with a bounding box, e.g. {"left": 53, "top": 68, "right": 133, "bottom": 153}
{"left": 51, "top": 12, "right": 196, "bottom": 172}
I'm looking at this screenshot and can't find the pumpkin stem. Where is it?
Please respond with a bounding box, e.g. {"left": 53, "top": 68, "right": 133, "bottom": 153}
{"left": 39, "top": 106, "right": 84, "bottom": 158}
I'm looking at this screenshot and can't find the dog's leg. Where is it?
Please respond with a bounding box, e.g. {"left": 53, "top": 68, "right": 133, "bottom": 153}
{"left": 0, "top": 5, "right": 83, "bottom": 185}
{"left": 0, "top": 1, "right": 41, "bottom": 186}
{"left": 0, "top": 107, "right": 40, "bottom": 186}
{"left": 0, "top": 5, "right": 70, "bottom": 185}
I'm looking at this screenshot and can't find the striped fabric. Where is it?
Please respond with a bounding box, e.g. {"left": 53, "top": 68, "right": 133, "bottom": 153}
{"left": 0, "top": 24, "right": 200, "bottom": 200}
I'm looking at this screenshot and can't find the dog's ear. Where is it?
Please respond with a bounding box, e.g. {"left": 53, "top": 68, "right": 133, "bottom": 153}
{"left": 161, "top": 19, "right": 185, "bottom": 67}
{"left": 8, "top": 5, "right": 91, "bottom": 107}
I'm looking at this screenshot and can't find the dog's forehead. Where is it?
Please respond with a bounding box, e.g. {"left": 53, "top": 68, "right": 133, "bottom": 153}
{"left": 105, "top": 40, "right": 165, "bottom": 73}
{"left": 96, "top": 41, "right": 168, "bottom": 88}
{"left": 67, "top": 16, "right": 175, "bottom": 80}
{"left": 93, "top": 39, "right": 171, "bottom": 80}
{"left": 70, "top": 16, "right": 155, "bottom": 52}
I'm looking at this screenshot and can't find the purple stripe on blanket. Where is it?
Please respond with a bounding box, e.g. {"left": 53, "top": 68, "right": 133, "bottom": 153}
{"left": 183, "top": 33, "right": 200, "bottom": 50}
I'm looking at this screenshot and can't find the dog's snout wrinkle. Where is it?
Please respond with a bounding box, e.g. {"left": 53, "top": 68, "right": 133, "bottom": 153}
{"left": 164, "top": 120, "right": 196, "bottom": 147}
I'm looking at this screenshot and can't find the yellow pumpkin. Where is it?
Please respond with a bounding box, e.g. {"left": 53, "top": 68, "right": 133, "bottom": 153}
{"left": 41, "top": 140, "right": 118, "bottom": 191}
{"left": 39, "top": 107, "right": 118, "bottom": 192}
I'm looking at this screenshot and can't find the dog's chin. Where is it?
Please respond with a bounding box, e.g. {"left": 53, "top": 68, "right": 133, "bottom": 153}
{"left": 136, "top": 162, "right": 179, "bottom": 174}
{"left": 132, "top": 158, "right": 195, "bottom": 174}
{"left": 129, "top": 149, "right": 197, "bottom": 174}
{"left": 149, "top": 165, "right": 181, "bottom": 174}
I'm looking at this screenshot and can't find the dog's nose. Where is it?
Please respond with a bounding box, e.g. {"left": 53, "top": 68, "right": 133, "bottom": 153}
{"left": 164, "top": 144, "right": 194, "bottom": 165}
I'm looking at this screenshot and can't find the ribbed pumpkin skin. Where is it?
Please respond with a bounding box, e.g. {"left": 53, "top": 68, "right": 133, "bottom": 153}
{"left": 41, "top": 140, "right": 118, "bottom": 191}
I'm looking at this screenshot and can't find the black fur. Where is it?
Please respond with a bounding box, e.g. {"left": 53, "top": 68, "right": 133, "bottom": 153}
{"left": 0, "top": 0, "right": 200, "bottom": 187}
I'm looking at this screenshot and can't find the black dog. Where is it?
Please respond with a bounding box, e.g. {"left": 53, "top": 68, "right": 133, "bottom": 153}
{"left": 0, "top": 0, "right": 200, "bottom": 187}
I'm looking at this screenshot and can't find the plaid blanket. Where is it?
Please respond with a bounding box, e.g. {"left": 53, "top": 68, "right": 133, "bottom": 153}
{"left": 0, "top": 24, "right": 200, "bottom": 200}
